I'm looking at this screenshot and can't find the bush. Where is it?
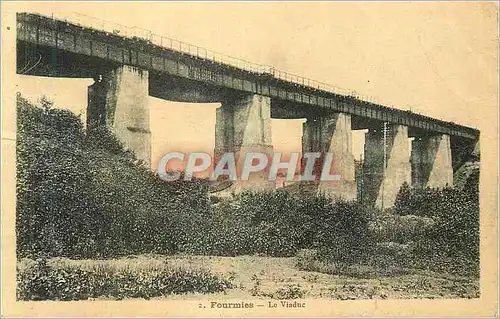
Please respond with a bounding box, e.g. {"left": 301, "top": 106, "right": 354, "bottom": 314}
{"left": 185, "top": 190, "right": 373, "bottom": 259}
{"left": 273, "top": 284, "right": 306, "bottom": 299}
{"left": 16, "top": 96, "right": 373, "bottom": 261}
{"left": 369, "top": 213, "right": 435, "bottom": 244}
{"left": 16, "top": 96, "right": 212, "bottom": 259}
{"left": 17, "top": 259, "right": 234, "bottom": 300}
{"left": 182, "top": 199, "right": 258, "bottom": 256}
{"left": 394, "top": 182, "right": 458, "bottom": 218}
{"left": 295, "top": 249, "right": 318, "bottom": 269}
{"left": 18, "top": 93, "right": 478, "bottom": 274}
{"left": 184, "top": 190, "right": 324, "bottom": 257}
{"left": 314, "top": 200, "right": 374, "bottom": 263}
{"left": 245, "top": 190, "right": 319, "bottom": 256}
{"left": 393, "top": 175, "right": 479, "bottom": 274}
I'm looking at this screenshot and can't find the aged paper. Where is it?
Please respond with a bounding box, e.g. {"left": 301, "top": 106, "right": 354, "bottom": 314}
{"left": 1, "top": 1, "right": 498, "bottom": 317}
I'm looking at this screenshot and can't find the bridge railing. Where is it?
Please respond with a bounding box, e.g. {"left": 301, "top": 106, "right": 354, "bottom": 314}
{"left": 39, "top": 11, "right": 386, "bottom": 105}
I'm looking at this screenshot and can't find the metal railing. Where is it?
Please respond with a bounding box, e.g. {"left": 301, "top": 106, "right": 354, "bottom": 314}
{"left": 35, "top": 11, "right": 385, "bottom": 104}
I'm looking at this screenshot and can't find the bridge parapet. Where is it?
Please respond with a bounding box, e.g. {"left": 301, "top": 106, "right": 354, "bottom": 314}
{"left": 16, "top": 12, "right": 371, "bottom": 100}
{"left": 17, "top": 12, "right": 480, "bottom": 142}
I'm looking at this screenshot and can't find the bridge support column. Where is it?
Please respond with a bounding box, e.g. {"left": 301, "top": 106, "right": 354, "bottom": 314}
{"left": 363, "top": 124, "right": 411, "bottom": 209}
{"left": 411, "top": 134, "right": 453, "bottom": 188}
{"left": 301, "top": 113, "right": 356, "bottom": 200}
{"left": 88, "top": 65, "right": 151, "bottom": 167}
{"left": 214, "top": 94, "right": 274, "bottom": 191}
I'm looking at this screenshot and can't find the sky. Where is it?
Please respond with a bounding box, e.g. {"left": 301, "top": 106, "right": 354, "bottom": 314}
{"left": 5, "top": 2, "right": 498, "bottom": 169}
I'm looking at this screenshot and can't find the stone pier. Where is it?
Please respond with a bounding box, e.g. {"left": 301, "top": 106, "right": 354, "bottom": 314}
{"left": 214, "top": 93, "right": 274, "bottom": 191}
{"left": 88, "top": 65, "right": 151, "bottom": 167}
{"left": 363, "top": 124, "right": 411, "bottom": 209}
{"left": 301, "top": 113, "right": 356, "bottom": 200}
{"left": 411, "top": 134, "right": 453, "bottom": 188}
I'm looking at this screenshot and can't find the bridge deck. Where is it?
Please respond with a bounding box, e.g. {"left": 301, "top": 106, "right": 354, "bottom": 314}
{"left": 16, "top": 12, "right": 479, "bottom": 140}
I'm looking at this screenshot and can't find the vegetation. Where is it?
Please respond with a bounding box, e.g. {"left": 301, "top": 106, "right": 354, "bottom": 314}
{"left": 294, "top": 250, "right": 478, "bottom": 299}
{"left": 184, "top": 191, "right": 374, "bottom": 260}
{"left": 17, "top": 96, "right": 374, "bottom": 260}
{"left": 17, "top": 258, "right": 233, "bottom": 300}
{"left": 393, "top": 177, "right": 480, "bottom": 276}
{"left": 16, "top": 95, "right": 211, "bottom": 259}
{"left": 16, "top": 96, "right": 480, "bottom": 300}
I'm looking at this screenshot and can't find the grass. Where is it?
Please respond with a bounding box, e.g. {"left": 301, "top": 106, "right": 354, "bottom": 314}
{"left": 294, "top": 251, "right": 479, "bottom": 299}
{"left": 17, "top": 254, "right": 479, "bottom": 300}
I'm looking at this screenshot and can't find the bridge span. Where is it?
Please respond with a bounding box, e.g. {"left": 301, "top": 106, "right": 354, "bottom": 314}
{"left": 16, "top": 12, "right": 480, "bottom": 208}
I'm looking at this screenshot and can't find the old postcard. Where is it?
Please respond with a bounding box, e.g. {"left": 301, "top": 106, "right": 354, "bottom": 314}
{"left": 1, "top": 1, "right": 498, "bottom": 317}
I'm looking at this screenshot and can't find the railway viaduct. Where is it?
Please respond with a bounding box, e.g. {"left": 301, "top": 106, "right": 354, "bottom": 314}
{"left": 16, "top": 12, "right": 480, "bottom": 208}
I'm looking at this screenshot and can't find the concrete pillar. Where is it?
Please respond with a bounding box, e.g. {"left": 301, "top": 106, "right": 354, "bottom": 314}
{"left": 363, "top": 124, "right": 411, "bottom": 209}
{"left": 88, "top": 65, "right": 151, "bottom": 166}
{"left": 301, "top": 113, "right": 356, "bottom": 200}
{"left": 411, "top": 134, "right": 453, "bottom": 188}
{"left": 214, "top": 94, "right": 274, "bottom": 191}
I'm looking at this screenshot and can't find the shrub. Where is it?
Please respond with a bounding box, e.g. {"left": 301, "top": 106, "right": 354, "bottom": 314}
{"left": 16, "top": 96, "right": 95, "bottom": 258}
{"left": 393, "top": 174, "right": 479, "bottom": 274}
{"left": 184, "top": 190, "right": 324, "bottom": 257}
{"left": 249, "top": 190, "right": 311, "bottom": 257}
{"left": 249, "top": 274, "right": 306, "bottom": 299}
{"left": 186, "top": 190, "right": 373, "bottom": 259}
{"left": 314, "top": 200, "right": 374, "bottom": 263}
{"left": 16, "top": 95, "right": 212, "bottom": 259}
{"left": 273, "top": 284, "right": 306, "bottom": 299}
{"left": 17, "top": 96, "right": 372, "bottom": 260}
{"left": 369, "top": 213, "right": 435, "bottom": 244}
{"left": 182, "top": 199, "right": 258, "bottom": 256}
{"left": 17, "top": 259, "right": 234, "bottom": 300}
{"left": 295, "top": 249, "right": 318, "bottom": 270}
{"left": 393, "top": 182, "right": 458, "bottom": 218}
